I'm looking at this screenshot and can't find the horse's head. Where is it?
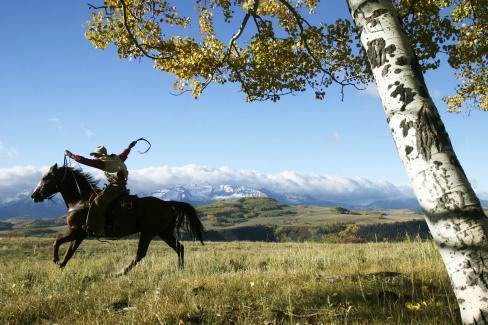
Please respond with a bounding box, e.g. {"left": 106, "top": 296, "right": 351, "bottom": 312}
{"left": 31, "top": 164, "right": 62, "bottom": 202}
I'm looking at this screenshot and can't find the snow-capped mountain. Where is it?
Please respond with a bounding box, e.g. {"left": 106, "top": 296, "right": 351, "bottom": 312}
{"left": 141, "top": 184, "right": 268, "bottom": 205}
{"left": 0, "top": 192, "right": 66, "bottom": 220}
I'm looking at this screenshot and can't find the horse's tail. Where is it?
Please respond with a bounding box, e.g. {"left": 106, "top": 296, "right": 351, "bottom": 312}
{"left": 170, "top": 201, "right": 205, "bottom": 245}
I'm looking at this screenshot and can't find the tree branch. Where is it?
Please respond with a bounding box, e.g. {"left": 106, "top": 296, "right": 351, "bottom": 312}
{"left": 118, "top": 0, "right": 172, "bottom": 61}
{"left": 276, "top": 0, "right": 361, "bottom": 99}
{"left": 226, "top": 0, "right": 258, "bottom": 59}
{"left": 88, "top": 3, "right": 114, "bottom": 15}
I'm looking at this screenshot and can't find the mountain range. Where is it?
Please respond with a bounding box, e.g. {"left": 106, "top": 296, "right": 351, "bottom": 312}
{"left": 0, "top": 183, "right": 426, "bottom": 220}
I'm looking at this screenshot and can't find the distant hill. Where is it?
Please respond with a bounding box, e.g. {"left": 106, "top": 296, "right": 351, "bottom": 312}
{"left": 198, "top": 197, "right": 425, "bottom": 229}
{"left": 0, "top": 195, "right": 66, "bottom": 220}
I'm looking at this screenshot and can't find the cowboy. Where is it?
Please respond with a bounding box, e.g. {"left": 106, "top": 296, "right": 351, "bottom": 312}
{"left": 64, "top": 140, "right": 137, "bottom": 237}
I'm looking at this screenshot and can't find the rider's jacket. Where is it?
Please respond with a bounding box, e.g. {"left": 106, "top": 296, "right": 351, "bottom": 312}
{"left": 68, "top": 146, "right": 132, "bottom": 186}
{"left": 99, "top": 155, "right": 128, "bottom": 185}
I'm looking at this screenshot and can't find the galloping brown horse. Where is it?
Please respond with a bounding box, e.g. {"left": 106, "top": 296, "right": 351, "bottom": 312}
{"left": 31, "top": 163, "right": 205, "bottom": 275}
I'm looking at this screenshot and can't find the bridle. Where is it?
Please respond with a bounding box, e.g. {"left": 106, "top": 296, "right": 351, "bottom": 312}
{"left": 34, "top": 170, "right": 61, "bottom": 201}
{"left": 35, "top": 161, "right": 93, "bottom": 202}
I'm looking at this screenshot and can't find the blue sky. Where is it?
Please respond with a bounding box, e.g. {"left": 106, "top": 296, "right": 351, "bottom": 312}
{"left": 1, "top": 1, "right": 487, "bottom": 202}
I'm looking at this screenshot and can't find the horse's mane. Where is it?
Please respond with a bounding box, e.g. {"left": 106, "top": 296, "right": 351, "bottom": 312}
{"left": 64, "top": 166, "right": 101, "bottom": 191}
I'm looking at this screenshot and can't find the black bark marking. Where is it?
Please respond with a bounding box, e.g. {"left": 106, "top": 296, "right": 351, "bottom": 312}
{"left": 386, "top": 44, "right": 396, "bottom": 57}
{"left": 369, "top": 8, "right": 388, "bottom": 20}
{"left": 395, "top": 56, "right": 409, "bottom": 66}
{"left": 390, "top": 82, "right": 415, "bottom": 111}
{"left": 352, "top": 4, "right": 386, "bottom": 26}
{"left": 416, "top": 104, "right": 451, "bottom": 161}
{"left": 381, "top": 64, "right": 390, "bottom": 77}
{"left": 364, "top": 9, "right": 389, "bottom": 34}
{"left": 405, "top": 146, "right": 413, "bottom": 156}
{"left": 399, "top": 118, "right": 413, "bottom": 137}
{"left": 367, "top": 38, "right": 386, "bottom": 69}
{"left": 366, "top": 37, "right": 397, "bottom": 69}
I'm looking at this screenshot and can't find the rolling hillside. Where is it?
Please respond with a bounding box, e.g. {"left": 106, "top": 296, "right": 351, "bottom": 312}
{"left": 1, "top": 197, "right": 430, "bottom": 242}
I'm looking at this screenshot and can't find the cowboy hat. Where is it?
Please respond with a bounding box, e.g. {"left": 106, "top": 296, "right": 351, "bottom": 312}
{"left": 90, "top": 146, "right": 108, "bottom": 156}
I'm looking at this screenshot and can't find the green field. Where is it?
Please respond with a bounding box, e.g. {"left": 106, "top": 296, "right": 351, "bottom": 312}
{"left": 0, "top": 237, "right": 460, "bottom": 324}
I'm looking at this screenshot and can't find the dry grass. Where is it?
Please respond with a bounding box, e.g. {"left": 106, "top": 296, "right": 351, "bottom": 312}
{"left": 0, "top": 237, "right": 460, "bottom": 324}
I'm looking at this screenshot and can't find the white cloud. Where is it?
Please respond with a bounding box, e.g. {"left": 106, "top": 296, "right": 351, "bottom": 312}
{"left": 0, "top": 164, "right": 419, "bottom": 204}
{"left": 330, "top": 131, "right": 341, "bottom": 142}
{"left": 80, "top": 123, "right": 93, "bottom": 138}
{"left": 0, "top": 165, "right": 48, "bottom": 196}
{"left": 49, "top": 118, "right": 65, "bottom": 131}
{"left": 0, "top": 141, "right": 20, "bottom": 160}
{"left": 127, "top": 164, "right": 412, "bottom": 203}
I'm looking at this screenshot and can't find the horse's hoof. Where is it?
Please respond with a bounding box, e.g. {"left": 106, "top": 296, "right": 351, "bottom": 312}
{"left": 53, "top": 260, "right": 59, "bottom": 264}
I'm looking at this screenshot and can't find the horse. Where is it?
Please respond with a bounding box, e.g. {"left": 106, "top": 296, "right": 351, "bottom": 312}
{"left": 31, "top": 163, "right": 205, "bottom": 275}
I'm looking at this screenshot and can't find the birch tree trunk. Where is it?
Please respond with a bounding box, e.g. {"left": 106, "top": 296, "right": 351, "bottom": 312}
{"left": 346, "top": 0, "right": 488, "bottom": 323}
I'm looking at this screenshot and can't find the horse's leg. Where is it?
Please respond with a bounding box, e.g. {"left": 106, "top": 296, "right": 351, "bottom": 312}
{"left": 53, "top": 229, "right": 77, "bottom": 264}
{"left": 59, "top": 232, "right": 86, "bottom": 268}
{"left": 117, "top": 232, "right": 153, "bottom": 276}
{"left": 160, "top": 234, "right": 185, "bottom": 270}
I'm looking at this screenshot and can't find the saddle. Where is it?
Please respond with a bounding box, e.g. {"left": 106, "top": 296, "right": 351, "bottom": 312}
{"left": 107, "top": 192, "right": 138, "bottom": 215}
{"left": 105, "top": 192, "right": 139, "bottom": 237}
{"left": 87, "top": 190, "right": 138, "bottom": 215}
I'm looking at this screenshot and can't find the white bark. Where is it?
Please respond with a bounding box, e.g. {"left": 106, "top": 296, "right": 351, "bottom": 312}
{"left": 346, "top": 0, "right": 488, "bottom": 323}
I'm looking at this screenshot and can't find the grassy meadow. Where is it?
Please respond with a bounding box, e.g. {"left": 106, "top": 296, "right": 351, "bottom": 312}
{"left": 0, "top": 237, "right": 460, "bottom": 324}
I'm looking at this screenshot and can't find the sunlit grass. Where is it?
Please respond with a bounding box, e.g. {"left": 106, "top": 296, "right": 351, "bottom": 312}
{"left": 0, "top": 237, "right": 459, "bottom": 324}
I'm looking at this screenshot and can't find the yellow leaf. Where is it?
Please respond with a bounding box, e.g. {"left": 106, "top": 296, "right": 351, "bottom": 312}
{"left": 405, "top": 302, "right": 421, "bottom": 311}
